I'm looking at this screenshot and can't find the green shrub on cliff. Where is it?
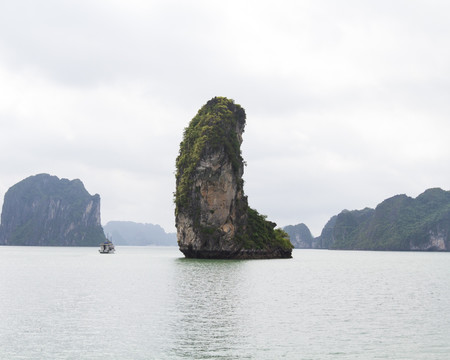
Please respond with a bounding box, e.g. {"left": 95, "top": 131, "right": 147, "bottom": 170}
{"left": 175, "top": 97, "right": 246, "bottom": 212}
{"left": 241, "top": 207, "right": 293, "bottom": 250}
{"left": 327, "top": 188, "right": 450, "bottom": 250}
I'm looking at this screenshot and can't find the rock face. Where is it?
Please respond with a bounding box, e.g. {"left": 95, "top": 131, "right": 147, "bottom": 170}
{"left": 314, "top": 188, "right": 450, "bottom": 251}
{"left": 314, "top": 215, "right": 337, "bottom": 249}
{"left": 0, "top": 174, "right": 107, "bottom": 246}
{"left": 283, "top": 223, "right": 314, "bottom": 248}
{"left": 175, "top": 97, "right": 293, "bottom": 259}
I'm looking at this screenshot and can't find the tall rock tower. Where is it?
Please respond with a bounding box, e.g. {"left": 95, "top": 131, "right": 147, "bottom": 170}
{"left": 175, "top": 97, "right": 293, "bottom": 259}
{"left": 0, "top": 174, "right": 107, "bottom": 246}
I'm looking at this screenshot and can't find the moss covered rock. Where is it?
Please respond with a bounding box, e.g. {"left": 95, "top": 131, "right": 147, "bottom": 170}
{"left": 175, "top": 97, "right": 293, "bottom": 259}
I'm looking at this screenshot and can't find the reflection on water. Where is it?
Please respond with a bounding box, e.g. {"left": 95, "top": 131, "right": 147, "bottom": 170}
{"left": 170, "top": 259, "right": 250, "bottom": 359}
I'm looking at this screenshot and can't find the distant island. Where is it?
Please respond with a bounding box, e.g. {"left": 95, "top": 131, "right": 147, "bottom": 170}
{"left": 103, "top": 221, "right": 177, "bottom": 246}
{"left": 285, "top": 188, "right": 450, "bottom": 251}
{"left": 283, "top": 223, "right": 314, "bottom": 249}
{"left": 175, "top": 97, "right": 293, "bottom": 259}
{"left": 0, "top": 174, "right": 107, "bottom": 246}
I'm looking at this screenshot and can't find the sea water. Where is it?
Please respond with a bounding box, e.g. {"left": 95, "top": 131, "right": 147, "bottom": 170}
{"left": 0, "top": 246, "right": 449, "bottom": 359}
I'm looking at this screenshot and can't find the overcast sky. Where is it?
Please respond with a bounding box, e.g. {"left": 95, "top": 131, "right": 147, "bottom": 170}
{"left": 1, "top": 0, "right": 450, "bottom": 236}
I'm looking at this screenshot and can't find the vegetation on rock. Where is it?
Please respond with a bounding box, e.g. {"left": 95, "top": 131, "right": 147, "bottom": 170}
{"left": 314, "top": 188, "right": 450, "bottom": 251}
{"left": 0, "top": 174, "right": 107, "bottom": 246}
{"left": 175, "top": 97, "right": 293, "bottom": 258}
{"left": 283, "top": 223, "right": 314, "bottom": 248}
{"left": 175, "top": 97, "right": 245, "bottom": 212}
{"left": 240, "top": 207, "right": 292, "bottom": 250}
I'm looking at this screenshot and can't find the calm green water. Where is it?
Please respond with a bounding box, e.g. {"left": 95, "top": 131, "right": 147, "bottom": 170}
{"left": 0, "top": 246, "right": 449, "bottom": 359}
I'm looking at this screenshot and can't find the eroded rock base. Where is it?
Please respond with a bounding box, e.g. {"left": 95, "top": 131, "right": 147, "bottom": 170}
{"left": 180, "top": 245, "right": 292, "bottom": 259}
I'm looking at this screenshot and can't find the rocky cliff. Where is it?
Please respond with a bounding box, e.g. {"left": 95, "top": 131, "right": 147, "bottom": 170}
{"left": 175, "top": 97, "right": 293, "bottom": 259}
{"left": 314, "top": 188, "right": 450, "bottom": 251}
{"left": 314, "top": 215, "right": 337, "bottom": 249}
{"left": 0, "top": 174, "right": 107, "bottom": 246}
{"left": 283, "top": 223, "right": 314, "bottom": 248}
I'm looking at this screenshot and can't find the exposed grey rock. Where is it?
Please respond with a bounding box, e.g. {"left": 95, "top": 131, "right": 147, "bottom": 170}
{"left": 283, "top": 223, "right": 314, "bottom": 248}
{"left": 0, "top": 173, "right": 107, "bottom": 246}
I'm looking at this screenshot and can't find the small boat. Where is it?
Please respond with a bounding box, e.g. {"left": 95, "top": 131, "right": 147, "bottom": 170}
{"left": 99, "top": 239, "right": 115, "bottom": 254}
